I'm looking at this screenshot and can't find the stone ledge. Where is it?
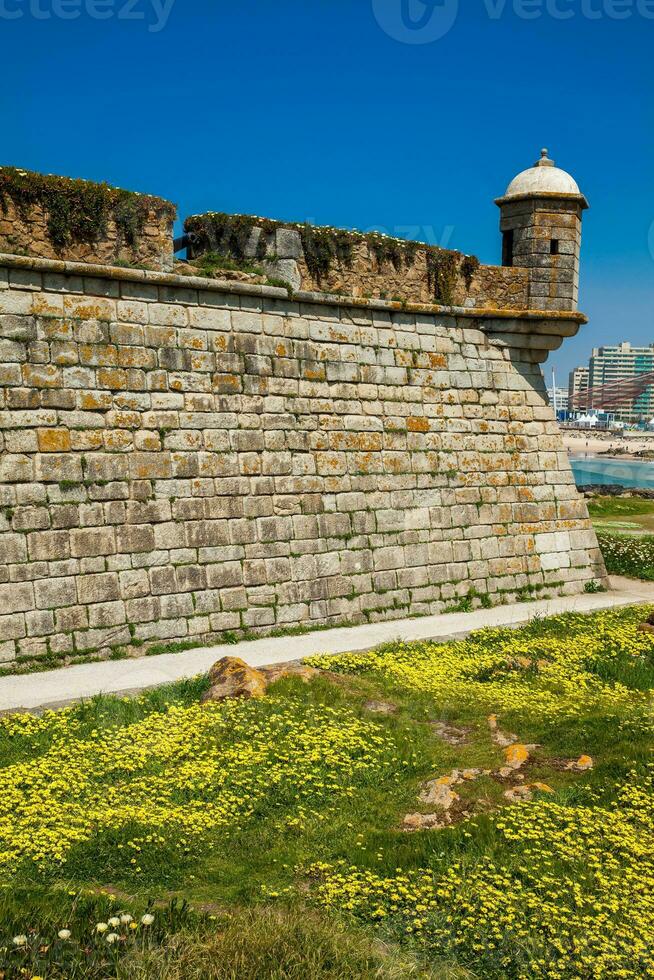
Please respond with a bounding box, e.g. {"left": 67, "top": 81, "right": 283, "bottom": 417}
{"left": 0, "top": 252, "right": 587, "bottom": 325}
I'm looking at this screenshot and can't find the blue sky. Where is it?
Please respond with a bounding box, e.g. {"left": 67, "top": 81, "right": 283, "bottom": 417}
{"left": 1, "top": 0, "right": 653, "bottom": 379}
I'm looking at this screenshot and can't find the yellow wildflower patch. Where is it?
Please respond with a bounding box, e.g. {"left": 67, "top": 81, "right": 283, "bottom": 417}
{"left": 0, "top": 696, "right": 397, "bottom": 876}
{"left": 311, "top": 769, "right": 654, "bottom": 978}
{"left": 309, "top": 607, "right": 654, "bottom": 725}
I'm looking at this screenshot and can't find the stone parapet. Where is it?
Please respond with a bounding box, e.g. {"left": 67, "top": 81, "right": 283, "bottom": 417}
{"left": 184, "top": 212, "right": 531, "bottom": 312}
{"left": 0, "top": 168, "right": 176, "bottom": 272}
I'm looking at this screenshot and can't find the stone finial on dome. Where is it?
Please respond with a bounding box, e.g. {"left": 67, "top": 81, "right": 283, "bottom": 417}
{"left": 536, "top": 148, "right": 555, "bottom": 168}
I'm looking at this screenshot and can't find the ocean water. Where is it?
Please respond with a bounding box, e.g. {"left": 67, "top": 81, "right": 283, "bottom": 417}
{"left": 570, "top": 455, "right": 654, "bottom": 489}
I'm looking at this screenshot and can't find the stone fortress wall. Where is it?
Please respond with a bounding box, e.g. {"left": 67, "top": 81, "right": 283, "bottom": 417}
{"left": 0, "top": 164, "right": 606, "bottom": 668}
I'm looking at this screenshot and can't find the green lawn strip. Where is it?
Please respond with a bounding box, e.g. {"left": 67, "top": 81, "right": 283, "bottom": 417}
{"left": 587, "top": 495, "right": 654, "bottom": 522}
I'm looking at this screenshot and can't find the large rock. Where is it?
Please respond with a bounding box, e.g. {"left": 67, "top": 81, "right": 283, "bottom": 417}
{"left": 201, "top": 657, "right": 268, "bottom": 703}
{"left": 201, "top": 657, "right": 320, "bottom": 703}
{"left": 430, "top": 721, "right": 470, "bottom": 745}
{"left": 363, "top": 700, "right": 398, "bottom": 715}
{"left": 403, "top": 812, "right": 450, "bottom": 831}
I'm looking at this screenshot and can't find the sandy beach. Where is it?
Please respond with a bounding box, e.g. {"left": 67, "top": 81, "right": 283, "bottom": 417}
{"left": 563, "top": 432, "right": 654, "bottom": 459}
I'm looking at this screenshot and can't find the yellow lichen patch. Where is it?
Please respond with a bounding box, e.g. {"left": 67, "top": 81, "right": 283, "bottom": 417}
{"left": 504, "top": 744, "right": 530, "bottom": 769}
{"left": 79, "top": 391, "right": 112, "bottom": 411}
{"left": 407, "top": 416, "right": 430, "bottom": 433}
{"left": 63, "top": 297, "right": 115, "bottom": 322}
{"left": 31, "top": 294, "right": 63, "bottom": 316}
{"left": 566, "top": 755, "right": 594, "bottom": 772}
{"left": 37, "top": 428, "right": 71, "bottom": 453}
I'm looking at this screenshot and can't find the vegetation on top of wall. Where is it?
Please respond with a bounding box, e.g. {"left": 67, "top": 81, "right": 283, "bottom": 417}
{"left": 362, "top": 232, "right": 420, "bottom": 272}
{"left": 425, "top": 249, "right": 459, "bottom": 305}
{"left": 192, "top": 250, "right": 265, "bottom": 278}
{"left": 184, "top": 212, "right": 279, "bottom": 264}
{"left": 0, "top": 167, "right": 176, "bottom": 252}
{"left": 298, "top": 224, "right": 354, "bottom": 283}
{"left": 184, "top": 210, "right": 481, "bottom": 301}
{"left": 426, "top": 250, "right": 480, "bottom": 304}
{"left": 461, "top": 254, "right": 481, "bottom": 289}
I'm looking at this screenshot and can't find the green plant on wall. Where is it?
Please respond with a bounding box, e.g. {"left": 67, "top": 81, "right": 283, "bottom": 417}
{"left": 461, "top": 254, "right": 480, "bottom": 289}
{"left": 298, "top": 224, "right": 354, "bottom": 283}
{"left": 184, "top": 212, "right": 278, "bottom": 264}
{"left": 0, "top": 167, "right": 176, "bottom": 253}
{"left": 426, "top": 249, "right": 480, "bottom": 304}
{"left": 362, "top": 232, "right": 419, "bottom": 272}
{"left": 426, "top": 248, "right": 460, "bottom": 304}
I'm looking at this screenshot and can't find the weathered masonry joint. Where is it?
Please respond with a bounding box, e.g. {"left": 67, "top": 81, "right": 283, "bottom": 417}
{"left": 0, "top": 153, "right": 606, "bottom": 668}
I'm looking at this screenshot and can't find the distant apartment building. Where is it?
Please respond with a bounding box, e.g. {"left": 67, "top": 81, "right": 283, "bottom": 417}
{"left": 547, "top": 386, "right": 569, "bottom": 412}
{"left": 572, "top": 343, "right": 654, "bottom": 424}
{"left": 568, "top": 365, "right": 589, "bottom": 409}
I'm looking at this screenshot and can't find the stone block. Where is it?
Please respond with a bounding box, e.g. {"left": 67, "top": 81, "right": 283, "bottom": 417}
{"left": 77, "top": 572, "right": 121, "bottom": 604}
{"left": 0, "top": 612, "right": 26, "bottom": 641}
{"left": 70, "top": 527, "right": 116, "bottom": 558}
{"left": 35, "top": 454, "right": 83, "bottom": 484}
{"left": 116, "top": 524, "right": 155, "bottom": 554}
{"left": 0, "top": 640, "right": 16, "bottom": 663}
{"left": 125, "top": 596, "right": 160, "bottom": 623}
{"left": 75, "top": 626, "right": 131, "bottom": 653}
{"left": 0, "top": 454, "right": 34, "bottom": 483}
{"left": 27, "top": 530, "right": 70, "bottom": 562}
{"left": 35, "top": 577, "right": 78, "bottom": 609}
{"left": 12, "top": 506, "right": 50, "bottom": 532}
{"left": 206, "top": 561, "right": 244, "bottom": 589}
{"left": 0, "top": 582, "right": 34, "bottom": 614}
{"left": 119, "top": 569, "right": 150, "bottom": 599}
{"left": 160, "top": 593, "right": 194, "bottom": 618}
{"left": 0, "top": 533, "right": 28, "bottom": 564}
{"left": 149, "top": 566, "right": 178, "bottom": 595}
{"left": 88, "top": 600, "right": 127, "bottom": 628}
{"left": 0, "top": 290, "right": 33, "bottom": 315}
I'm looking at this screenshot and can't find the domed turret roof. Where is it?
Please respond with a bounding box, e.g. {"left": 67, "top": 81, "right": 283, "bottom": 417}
{"left": 499, "top": 150, "right": 588, "bottom": 206}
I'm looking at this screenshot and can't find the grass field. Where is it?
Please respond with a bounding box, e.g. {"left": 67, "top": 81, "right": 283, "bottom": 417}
{"left": 587, "top": 495, "right": 654, "bottom": 579}
{"left": 1, "top": 605, "right": 653, "bottom": 978}
{"left": 588, "top": 494, "right": 654, "bottom": 533}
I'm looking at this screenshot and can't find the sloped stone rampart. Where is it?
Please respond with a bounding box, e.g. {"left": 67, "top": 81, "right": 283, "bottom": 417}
{"left": 0, "top": 256, "right": 605, "bottom": 666}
